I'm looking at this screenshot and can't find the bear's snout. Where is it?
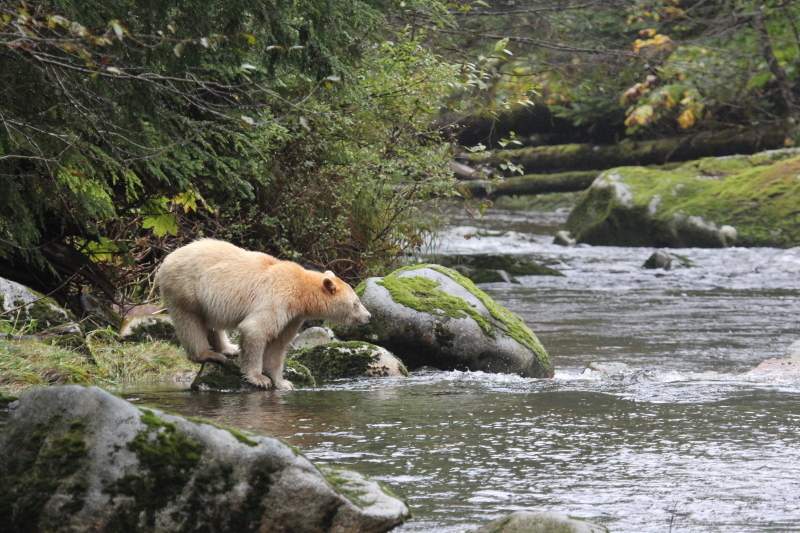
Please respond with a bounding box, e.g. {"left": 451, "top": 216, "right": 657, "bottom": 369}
{"left": 357, "top": 304, "right": 371, "bottom": 325}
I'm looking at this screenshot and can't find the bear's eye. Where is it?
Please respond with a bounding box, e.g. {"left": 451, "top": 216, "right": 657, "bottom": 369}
{"left": 353, "top": 301, "right": 359, "bottom": 309}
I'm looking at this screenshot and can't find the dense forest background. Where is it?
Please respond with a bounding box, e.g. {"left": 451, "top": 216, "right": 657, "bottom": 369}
{"left": 1, "top": 0, "right": 799, "bottom": 313}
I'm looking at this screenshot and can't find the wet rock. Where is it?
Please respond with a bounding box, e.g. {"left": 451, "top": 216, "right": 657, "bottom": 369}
{"left": 290, "top": 326, "right": 337, "bottom": 350}
{"left": 191, "top": 358, "right": 316, "bottom": 390}
{"left": 118, "top": 313, "right": 177, "bottom": 344}
{"left": 554, "top": 230, "right": 577, "bottom": 246}
{"left": 292, "top": 341, "right": 408, "bottom": 379}
{"left": 434, "top": 254, "right": 563, "bottom": 284}
{"left": 0, "top": 277, "right": 76, "bottom": 334}
{"left": 742, "top": 340, "right": 800, "bottom": 381}
{"left": 333, "top": 265, "right": 553, "bottom": 378}
{"left": 643, "top": 250, "right": 689, "bottom": 270}
{"left": 79, "top": 292, "right": 123, "bottom": 329}
{"left": 0, "top": 386, "right": 408, "bottom": 532}
{"left": 472, "top": 510, "right": 609, "bottom": 533}
{"left": 582, "top": 361, "right": 632, "bottom": 378}
{"left": 565, "top": 149, "right": 800, "bottom": 248}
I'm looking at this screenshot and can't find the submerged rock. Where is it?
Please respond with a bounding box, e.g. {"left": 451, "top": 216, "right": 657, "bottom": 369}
{"left": 472, "top": 511, "right": 609, "bottom": 533}
{"left": 292, "top": 341, "right": 408, "bottom": 379}
{"left": 333, "top": 265, "right": 553, "bottom": 378}
{"left": 554, "top": 230, "right": 577, "bottom": 246}
{"left": 435, "top": 254, "right": 563, "bottom": 284}
{"left": 643, "top": 250, "right": 689, "bottom": 270}
{"left": 566, "top": 149, "right": 800, "bottom": 248}
{"left": 191, "top": 358, "right": 316, "bottom": 390}
{"left": 742, "top": 340, "right": 800, "bottom": 381}
{"left": 0, "top": 386, "right": 409, "bottom": 532}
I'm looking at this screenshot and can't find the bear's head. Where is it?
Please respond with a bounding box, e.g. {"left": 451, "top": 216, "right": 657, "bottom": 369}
{"left": 322, "top": 271, "right": 371, "bottom": 326}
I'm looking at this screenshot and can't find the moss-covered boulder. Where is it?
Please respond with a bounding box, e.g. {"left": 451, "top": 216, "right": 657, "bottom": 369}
{"left": 434, "top": 254, "right": 563, "bottom": 284}
{"left": 191, "top": 358, "right": 316, "bottom": 391}
{"left": 333, "top": 265, "right": 553, "bottom": 378}
{"left": 118, "top": 313, "right": 178, "bottom": 344}
{"left": 472, "top": 511, "right": 609, "bottom": 533}
{"left": 0, "top": 386, "right": 409, "bottom": 532}
{"left": 0, "top": 277, "right": 76, "bottom": 334}
{"left": 292, "top": 341, "right": 408, "bottom": 379}
{"left": 566, "top": 149, "right": 800, "bottom": 248}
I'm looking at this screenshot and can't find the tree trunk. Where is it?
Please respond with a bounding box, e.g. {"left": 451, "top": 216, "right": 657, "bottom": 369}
{"left": 475, "top": 127, "right": 788, "bottom": 175}
{"left": 461, "top": 171, "right": 601, "bottom": 198}
{"left": 752, "top": 1, "right": 797, "bottom": 115}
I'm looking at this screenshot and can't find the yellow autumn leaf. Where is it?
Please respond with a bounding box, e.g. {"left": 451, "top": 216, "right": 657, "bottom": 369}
{"left": 624, "top": 104, "right": 655, "bottom": 127}
{"left": 677, "top": 108, "right": 695, "bottom": 129}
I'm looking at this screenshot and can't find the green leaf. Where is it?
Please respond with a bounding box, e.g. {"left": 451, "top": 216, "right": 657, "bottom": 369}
{"left": 142, "top": 212, "right": 179, "bottom": 237}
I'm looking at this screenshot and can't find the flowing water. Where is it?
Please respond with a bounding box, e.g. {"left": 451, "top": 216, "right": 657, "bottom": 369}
{"left": 36, "top": 206, "right": 800, "bottom": 531}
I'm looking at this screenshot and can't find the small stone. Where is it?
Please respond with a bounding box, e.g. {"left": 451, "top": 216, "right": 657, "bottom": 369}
{"left": 473, "top": 510, "right": 609, "bottom": 533}
{"left": 290, "top": 326, "right": 337, "bottom": 350}
{"left": 553, "top": 230, "right": 577, "bottom": 246}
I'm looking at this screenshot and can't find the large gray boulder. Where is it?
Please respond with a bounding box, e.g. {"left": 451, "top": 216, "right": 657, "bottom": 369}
{"left": 0, "top": 386, "right": 409, "bottom": 532}
{"left": 473, "top": 511, "right": 609, "bottom": 533}
{"left": 0, "top": 277, "right": 75, "bottom": 334}
{"left": 333, "top": 265, "right": 553, "bottom": 378}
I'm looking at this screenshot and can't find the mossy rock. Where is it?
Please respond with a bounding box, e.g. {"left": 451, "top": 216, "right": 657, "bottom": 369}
{"left": 566, "top": 149, "right": 800, "bottom": 248}
{"left": 334, "top": 265, "right": 553, "bottom": 378}
{"left": 0, "top": 386, "right": 410, "bottom": 531}
{"left": 191, "top": 358, "right": 316, "bottom": 391}
{"left": 435, "top": 254, "right": 563, "bottom": 282}
{"left": 0, "top": 277, "right": 76, "bottom": 334}
{"left": 118, "top": 314, "right": 178, "bottom": 344}
{"left": 292, "top": 341, "right": 408, "bottom": 380}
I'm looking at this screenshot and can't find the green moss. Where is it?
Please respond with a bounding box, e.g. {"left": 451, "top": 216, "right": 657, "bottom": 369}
{"left": 380, "top": 265, "right": 551, "bottom": 370}
{"left": 0, "top": 415, "right": 88, "bottom": 532}
{"left": 283, "top": 359, "right": 316, "bottom": 387}
{"left": 293, "top": 341, "right": 380, "bottom": 378}
{"left": 0, "top": 391, "right": 18, "bottom": 407}
{"left": 354, "top": 281, "right": 367, "bottom": 297}
{"left": 184, "top": 416, "right": 260, "bottom": 447}
{"left": 107, "top": 409, "right": 202, "bottom": 530}
{"left": 377, "top": 272, "right": 494, "bottom": 336}
{"left": 568, "top": 153, "right": 800, "bottom": 247}
{"left": 322, "top": 467, "right": 374, "bottom": 508}
{"left": 190, "top": 357, "right": 315, "bottom": 390}
{"left": 123, "top": 318, "right": 178, "bottom": 344}
{"left": 190, "top": 360, "right": 247, "bottom": 391}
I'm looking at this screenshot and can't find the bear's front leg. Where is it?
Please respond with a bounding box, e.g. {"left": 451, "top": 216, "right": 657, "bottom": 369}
{"left": 238, "top": 313, "right": 276, "bottom": 389}
{"left": 262, "top": 318, "right": 304, "bottom": 390}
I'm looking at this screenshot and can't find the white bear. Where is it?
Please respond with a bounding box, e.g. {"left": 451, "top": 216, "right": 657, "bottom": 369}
{"left": 155, "top": 239, "right": 370, "bottom": 389}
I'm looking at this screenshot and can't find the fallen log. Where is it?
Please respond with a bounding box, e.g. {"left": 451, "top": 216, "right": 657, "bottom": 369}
{"left": 460, "top": 171, "right": 601, "bottom": 198}
{"left": 475, "top": 127, "right": 789, "bottom": 175}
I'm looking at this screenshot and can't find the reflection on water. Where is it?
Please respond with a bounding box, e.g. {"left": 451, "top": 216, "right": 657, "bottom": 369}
{"left": 122, "top": 373, "right": 800, "bottom": 533}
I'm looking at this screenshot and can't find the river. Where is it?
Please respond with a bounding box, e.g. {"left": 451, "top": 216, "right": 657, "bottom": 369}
{"left": 124, "top": 204, "right": 800, "bottom": 532}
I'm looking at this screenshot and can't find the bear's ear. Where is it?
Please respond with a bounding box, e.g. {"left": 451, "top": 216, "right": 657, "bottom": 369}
{"left": 324, "top": 270, "right": 336, "bottom": 277}
{"left": 323, "top": 276, "right": 337, "bottom": 294}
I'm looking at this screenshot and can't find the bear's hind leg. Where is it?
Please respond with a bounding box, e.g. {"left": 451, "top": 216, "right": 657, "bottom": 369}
{"left": 208, "top": 329, "right": 240, "bottom": 357}
{"left": 262, "top": 318, "right": 304, "bottom": 390}
{"left": 170, "top": 308, "right": 226, "bottom": 364}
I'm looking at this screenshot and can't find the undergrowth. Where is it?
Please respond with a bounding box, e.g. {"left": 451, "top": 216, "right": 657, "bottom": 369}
{"left": 0, "top": 338, "right": 195, "bottom": 396}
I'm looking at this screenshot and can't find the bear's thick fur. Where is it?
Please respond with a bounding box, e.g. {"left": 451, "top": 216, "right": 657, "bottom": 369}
{"left": 155, "top": 239, "right": 371, "bottom": 389}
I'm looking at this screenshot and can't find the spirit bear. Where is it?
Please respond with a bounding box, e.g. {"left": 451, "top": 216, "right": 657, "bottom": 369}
{"left": 155, "top": 239, "right": 371, "bottom": 389}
